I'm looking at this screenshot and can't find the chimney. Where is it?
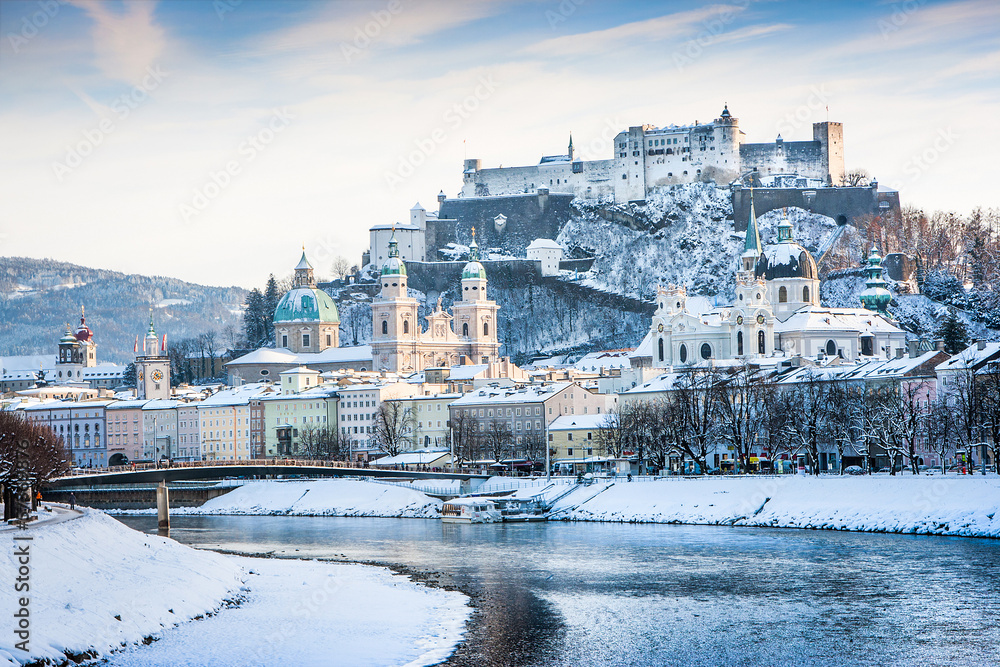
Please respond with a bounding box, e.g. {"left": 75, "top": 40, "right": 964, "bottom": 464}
{"left": 978, "top": 340, "right": 987, "bottom": 351}
{"left": 895, "top": 348, "right": 904, "bottom": 359}
{"left": 907, "top": 340, "right": 918, "bottom": 359}
{"left": 935, "top": 340, "right": 945, "bottom": 352}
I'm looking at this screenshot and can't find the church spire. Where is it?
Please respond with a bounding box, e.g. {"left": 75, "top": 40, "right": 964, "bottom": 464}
{"left": 744, "top": 189, "right": 761, "bottom": 255}
{"left": 469, "top": 226, "right": 480, "bottom": 262}
{"left": 568, "top": 132, "right": 574, "bottom": 160}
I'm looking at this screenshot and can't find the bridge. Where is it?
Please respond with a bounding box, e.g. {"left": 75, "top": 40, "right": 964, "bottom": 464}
{"left": 45, "top": 459, "right": 491, "bottom": 490}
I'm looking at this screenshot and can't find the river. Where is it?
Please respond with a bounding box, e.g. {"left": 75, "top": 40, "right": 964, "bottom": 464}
{"left": 116, "top": 516, "right": 1000, "bottom": 667}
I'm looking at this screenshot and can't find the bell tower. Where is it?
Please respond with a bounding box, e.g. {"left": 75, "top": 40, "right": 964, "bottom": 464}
{"left": 136, "top": 311, "right": 170, "bottom": 400}
{"left": 371, "top": 231, "right": 421, "bottom": 371}
{"left": 452, "top": 228, "right": 500, "bottom": 364}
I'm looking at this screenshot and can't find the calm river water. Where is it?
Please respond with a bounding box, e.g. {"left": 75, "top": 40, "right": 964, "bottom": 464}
{"left": 117, "top": 516, "right": 1000, "bottom": 667}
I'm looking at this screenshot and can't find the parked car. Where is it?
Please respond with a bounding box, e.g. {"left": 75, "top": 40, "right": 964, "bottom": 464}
{"left": 844, "top": 466, "right": 865, "bottom": 475}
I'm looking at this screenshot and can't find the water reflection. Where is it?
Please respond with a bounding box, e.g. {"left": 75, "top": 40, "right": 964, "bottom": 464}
{"left": 117, "top": 517, "right": 1000, "bottom": 667}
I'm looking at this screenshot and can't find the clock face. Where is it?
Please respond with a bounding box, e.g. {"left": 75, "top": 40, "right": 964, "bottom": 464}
{"left": 736, "top": 315, "right": 744, "bottom": 325}
{"left": 657, "top": 323, "right": 664, "bottom": 332}
{"left": 137, "top": 370, "right": 144, "bottom": 382}
{"left": 756, "top": 314, "right": 765, "bottom": 324}
{"left": 151, "top": 369, "right": 163, "bottom": 382}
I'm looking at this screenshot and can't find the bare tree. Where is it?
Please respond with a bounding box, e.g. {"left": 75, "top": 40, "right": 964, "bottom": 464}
{"left": 331, "top": 256, "right": 352, "bottom": 281}
{"left": 843, "top": 168, "right": 871, "bottom": 187}
{"left": 674, "top": 367, "right": 719, "bottom": 474}
{"left": 484, "top": 419, "right": 513, "bottom": 465}
{"left": 824, "top": 382, "right": 866, "bottom": 474}
{"left": 926, "top": 396, "right": 958, "bottom": 473}
{"left": 449, "top": 411, "right": 480, "bottom": 467}
{"left": 980, "top": 362, "right": 1000, "bottom": 471}
{"left": 372, "top": 401, "right": 415, "bottom": 457}
{"left": 1, "top": 412, "right": 70, "bottom": 520}
{"left": 777, "top": 371, "right": 827, "bottom": 475}
{"left": 595, "top": 409, "right": 626, "bottom": 458}
{"left": 715, "top": 362, "right": 770, "bottom": 472}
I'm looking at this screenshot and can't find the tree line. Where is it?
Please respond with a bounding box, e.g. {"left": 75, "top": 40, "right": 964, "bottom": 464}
{"left": 596, "top": 362, "right": 1000, "bottom": 476}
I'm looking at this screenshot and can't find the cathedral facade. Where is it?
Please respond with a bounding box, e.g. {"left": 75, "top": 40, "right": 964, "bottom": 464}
{"left": 632, "top": 197, "right": 907, "bottom": 369}
{"left": 370, "top": 232, "right": 500, "bottom": 373}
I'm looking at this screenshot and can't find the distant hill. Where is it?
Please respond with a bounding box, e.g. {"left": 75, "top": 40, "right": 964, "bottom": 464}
{"left": 0, "top": 257, "right": 247, "bottom": 364}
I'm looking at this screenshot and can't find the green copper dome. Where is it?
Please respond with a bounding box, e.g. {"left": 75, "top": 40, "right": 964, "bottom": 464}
{"left": 859, "top": 245, "right": 892, "bottom": 313}
{"left": 381, "top": 232, "right": 407, "bottom": 276}
{"left": 462, "top": 261, "right": 487, "bottom": 280}
{"left": 274, "top": 287, "right": 340, "bottom": 323}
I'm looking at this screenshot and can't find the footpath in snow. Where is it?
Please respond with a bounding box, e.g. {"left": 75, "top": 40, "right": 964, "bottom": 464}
{"left": 117, "top": 479, "right": 443, "bottom": 518}
{"left": 557, "top": 475, "right": 1000, "bottom": 538}
{"left": 0, "top": 508, "right": 469, "bottom": 667}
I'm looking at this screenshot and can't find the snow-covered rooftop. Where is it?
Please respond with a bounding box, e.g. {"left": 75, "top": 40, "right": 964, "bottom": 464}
{"left": 548, "top": 414, "right": 613, "bottom": 431}
{"left": 451, "top": 382, "right": 573, "bottom": 406}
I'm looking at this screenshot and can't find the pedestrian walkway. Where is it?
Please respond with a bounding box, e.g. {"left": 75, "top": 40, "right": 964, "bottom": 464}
{"left": 0, "top": 504, "right": 83, "bottom": 532}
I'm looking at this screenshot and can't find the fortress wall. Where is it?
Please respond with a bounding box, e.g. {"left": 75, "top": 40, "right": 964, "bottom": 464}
{"left": 436, "top": 193, "right": 576, "bottom": 257}
{"left": 740, "top": 141, "right": 828, "bottom": 182}
{"left": 461, "top": 165, "right": 540, "bottom": 197}
{"left": 731, "top": 185, "right": 893, "bottom": 231}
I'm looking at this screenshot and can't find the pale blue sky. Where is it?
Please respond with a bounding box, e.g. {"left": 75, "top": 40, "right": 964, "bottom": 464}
{"left": 1, "top": 0, "right": 997, "bottom": 286}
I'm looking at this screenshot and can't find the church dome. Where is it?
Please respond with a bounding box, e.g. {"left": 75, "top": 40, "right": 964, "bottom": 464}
{"left": 381, "top": 256, "right": 407, "bottom": 276}
{"left": 462, "top": 260, "right": 486, "bottom": 280}
{"left": 753, "top": 215, "right": 817, "bottom": 280}
{"left": 754, "top": 243, "right": 817, "bottom": 280}
{"left": 274, "top": 287, "right": 339, "bottom": 324}
{"left": 61, "top": 328, "right": 78, "bottom": 344}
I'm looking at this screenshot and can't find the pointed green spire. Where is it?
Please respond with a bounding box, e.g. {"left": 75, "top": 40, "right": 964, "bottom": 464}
{"left": 744, "top": 189, "right": 761, "bottom": 254}
{"left": 469, "top": 226, "right": 480, "bottom": 261}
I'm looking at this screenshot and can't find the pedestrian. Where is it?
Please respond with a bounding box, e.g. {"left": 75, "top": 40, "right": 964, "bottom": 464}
{"left": 69, "top": 492, "right": 76, "bottom": 511}
{"left": 34, "top": 490, "right": 42, "bottom": 510}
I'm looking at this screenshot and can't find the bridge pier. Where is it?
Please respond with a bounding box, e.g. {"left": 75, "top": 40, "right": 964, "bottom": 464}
{"left": 156, "top": 481, "right": 169, "bottom": 534}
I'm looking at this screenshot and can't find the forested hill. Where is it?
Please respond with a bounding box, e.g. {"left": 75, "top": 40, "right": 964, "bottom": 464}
{"left": 0, "top": 257, "right": 247, "bottom": 364}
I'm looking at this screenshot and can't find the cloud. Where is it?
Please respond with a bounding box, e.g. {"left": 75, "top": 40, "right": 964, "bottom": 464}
{"left": 523, "top": 5, "right": 749, "bottom": 57}
{"left": 69, "top": 0, "right": 167, "bottom": 84}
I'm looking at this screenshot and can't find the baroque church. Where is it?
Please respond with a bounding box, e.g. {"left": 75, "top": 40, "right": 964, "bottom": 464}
{"left": 371, "top": 230, "right": 503, "bottom": 373}
{"left": 631, "top": 195, "right": 907, "bottom": 369}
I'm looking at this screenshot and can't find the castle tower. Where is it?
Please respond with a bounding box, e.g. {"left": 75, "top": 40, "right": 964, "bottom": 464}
{"left": 274, "top": 249, "right": 339, "bottom": 352}
{"left": 371, "top": 232, "right": 421, "bottom": 372}
{"left": 859, "top": 245, "right": 892, "bottom": 313}
{"left": 712, "top": 104, "right": 741, "bottom": 182}
{"left": 136, "top": 312, "right": 170, "bottom": 400}
{"left": 451, "top": 229, "right": 500, "bottom": 365}
{"left": 813, "top": 121, "right": 845, "bottom": 186}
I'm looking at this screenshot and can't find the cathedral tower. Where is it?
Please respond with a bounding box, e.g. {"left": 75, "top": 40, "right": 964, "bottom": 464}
{"left": 451, "top": 229, "right": 500, "bottom": 365}
{"left": 371, "top": 232, "right": 422, "bottom": 371}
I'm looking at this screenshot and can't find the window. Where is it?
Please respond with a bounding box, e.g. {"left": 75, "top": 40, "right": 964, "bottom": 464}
{"left": 281, "top": 335, "right": 288, "bottom": 348}
{"left": 803, "top": 286, "right": 810, "bottom": 302}
{"left": 463, "top": 323, "right": 469, "bottom": 337}
{"left": 403, "top": 320, "right": 409, "bottom": 334}
{"left": 382, "top": 320, "right": 388, "bottom": 335}
{"left": 302, "top": 333, "right": 310, "bottom": 348}
{"left": 778, "top": 286, "right": 787, "bottom": 303}
{"left": 679, "top": 344, "right": 688, "bottom": 363}
{"left": 567, "top": 448, "right": 574, "bottom": 456}
{"left": 567, "top": 433, "right": 573, "bottom": 441}
{"left": 326, "top": 334, "right": 332, "bottom": 346}
{"left": 826, "top": 340, "right": 837, "bottom": 356}
{"left": 484, "top": 322, "right": 489, "bottom": 336}
{"left": 700, "top": 343, "right": 712, "bottom": 360}
{"left": 658, "top": 338, "right": 664, "bottom": 362}
{"left": 758, "top": 330, "right": 766, "bottom": 354}
{"left": 737, "top": 331, "right": 744, "bottom": 356}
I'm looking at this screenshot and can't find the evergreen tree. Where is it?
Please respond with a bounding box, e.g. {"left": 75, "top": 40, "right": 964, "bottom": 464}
{"left": 935, "top": 310, "right": 969, "bottom": 354}
{"left": 243, "top": 288, "right": 266, "bottom": 347}
{"left": 263, "top": 274, "right": 280, "bottom": 345}
{"left": 121, "top": 362, "right": 136, "bottom": 388}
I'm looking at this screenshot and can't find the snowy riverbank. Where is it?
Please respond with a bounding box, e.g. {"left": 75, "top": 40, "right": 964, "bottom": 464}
{"left": 554, "top": 475, "right": 1000, "bottom": 538}
{"left": 114, "top": 479, "right": 443, "bottom": 518}
{"left": 0, "top": 508, "right": 469, "bottom": 666}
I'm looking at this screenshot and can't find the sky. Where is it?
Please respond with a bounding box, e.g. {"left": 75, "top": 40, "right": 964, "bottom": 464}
{"left": 1, "top": 0, "right": 998, "bottom": 288}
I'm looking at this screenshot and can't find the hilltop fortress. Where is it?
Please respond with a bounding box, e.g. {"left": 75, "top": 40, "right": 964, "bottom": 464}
{"left": 461, "top": 105, "right": 845, "bottom": 203}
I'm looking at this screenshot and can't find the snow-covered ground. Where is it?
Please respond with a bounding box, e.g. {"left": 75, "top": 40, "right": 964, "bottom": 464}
{"left": 0, "top": 507, "right": 469, "bottom": 666}
{"left": 114, "top": 479, "right": 442, "bottom": 518}
{"left": 559, "top": 475, "right": 1000, "bottom": 538}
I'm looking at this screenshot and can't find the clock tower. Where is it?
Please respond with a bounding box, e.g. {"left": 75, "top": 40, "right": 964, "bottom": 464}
{"left": 136, "top": 312, "right": 170, "bottom": 400}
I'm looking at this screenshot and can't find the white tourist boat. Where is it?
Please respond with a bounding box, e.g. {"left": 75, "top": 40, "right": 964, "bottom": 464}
{"left": 441, "top": 497, "right": 502, "bottom": 524}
